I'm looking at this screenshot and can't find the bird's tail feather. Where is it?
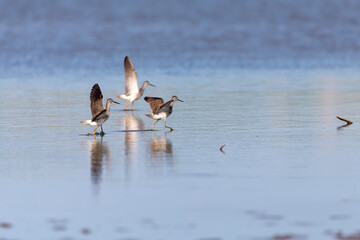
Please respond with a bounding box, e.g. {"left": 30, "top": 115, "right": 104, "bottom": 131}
{"left": 80, "top": 120, "right": 92, "bottom": 125}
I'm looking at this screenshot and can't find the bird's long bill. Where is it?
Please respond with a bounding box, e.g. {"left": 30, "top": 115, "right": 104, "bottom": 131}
{"left": 112, "top": 101, "right": 121, "bottom": 104}
{"left": 178, "top": 99, "right": 184, "bottom": 102}
{"left": 149, "top": 84, "right": 156, "bottom": 87}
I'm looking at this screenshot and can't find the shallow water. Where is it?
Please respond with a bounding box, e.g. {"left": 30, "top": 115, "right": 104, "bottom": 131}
{"left": 2, "top": 1, "right": 360, "bottom": 240}
{"left": 2, "top": 69, "right": 360, "bottom": 240}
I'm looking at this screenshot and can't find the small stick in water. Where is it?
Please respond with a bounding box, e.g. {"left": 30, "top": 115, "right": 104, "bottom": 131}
{"left": 220, "top": 144, "right": 226, "bottom": 153}
{"left": 336, "top": 116, "right": 353, "bottom": 125}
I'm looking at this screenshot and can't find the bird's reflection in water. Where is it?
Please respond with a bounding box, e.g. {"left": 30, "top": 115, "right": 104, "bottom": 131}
{"left": 149, "top": 131, "right": 174, "bottom": 167}
{"left": 90, "top": 135, "right": 110, "bottom": 189}
{"left": 122, "top": 112, "right": 145, "bottom": 176}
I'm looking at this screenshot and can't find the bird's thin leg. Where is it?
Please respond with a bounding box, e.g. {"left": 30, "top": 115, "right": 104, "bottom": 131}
{"left": 93, "top": 126, "right": 99, "bottom": 135}
{"left": 164, "top": 120, "right": 173, "bottom": 132}
{"left": 100, "top": 125, "right": 104, "bottom": 134}
{"left": 131, "top": 102, "right": 134, "bottom": 111}
{"left": 125, "top": 102, "right": 130, "bottom": 110}
{"left": 152, "top": 120, "right": 159, "bottom": 131}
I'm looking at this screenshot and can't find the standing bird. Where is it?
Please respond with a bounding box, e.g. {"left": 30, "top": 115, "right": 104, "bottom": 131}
{"left": 81, "top": 83, "right": 120, "bottom": 135}
{"left": 117, "top": 56, "right": 155, "bottom": 111}
{"left": 144, "top": 96, "right": 183, "bottom": 131}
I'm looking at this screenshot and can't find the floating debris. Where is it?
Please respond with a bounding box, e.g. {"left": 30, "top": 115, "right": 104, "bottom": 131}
{"left": 337, "top": 116, "right": 353, "bottom": 130}
{"left": 82, "top": 228, "right": 90, "bottom": 235}
{"left": 219, "top": 144, "right": 226, "bottom": 153}
{"left": 337, "top": 116, "right": 353, "bottom": 125}
{"left": 0, "top": 222, "right": 11, "bottom": 229}
{"left": 335, "top": 231, "right": 360, "bottom": 240}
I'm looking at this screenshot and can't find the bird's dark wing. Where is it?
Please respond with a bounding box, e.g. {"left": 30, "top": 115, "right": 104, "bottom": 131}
{"left": 124, "top": 56, "right": 139, "bottom": 95}
{"left": 90, "top": 83, "right": 104, "bottom": 118}
{"left": 144, "top": 96, "right": 164, "bottom": 115}
{"left": 157, "top": 100, "right": 172, "bottom": 114}
{"left": 92, "top": 109, "right": 107, "bottom": 122}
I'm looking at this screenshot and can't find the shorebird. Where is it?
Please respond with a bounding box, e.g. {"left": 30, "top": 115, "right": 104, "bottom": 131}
{"left": 117, "top": 56, "right": 155, "bottom": 110}
{"left": 144, "top": 96, "right": 183, "bottom": 131}
{"left": 81, "top": 83, "right": 120, "bottom": 135}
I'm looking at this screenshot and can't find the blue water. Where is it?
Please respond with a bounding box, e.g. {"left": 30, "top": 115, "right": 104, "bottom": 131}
{"left": 2, "top": 0, "right": 360, "bottom": 78}
{"left": 1, "top": 1, "right": 360, "bottom": 240}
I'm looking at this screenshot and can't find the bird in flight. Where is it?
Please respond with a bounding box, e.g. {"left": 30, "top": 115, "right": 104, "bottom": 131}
{"left": 117, "top": 56, "right": 155, "bottom": 111}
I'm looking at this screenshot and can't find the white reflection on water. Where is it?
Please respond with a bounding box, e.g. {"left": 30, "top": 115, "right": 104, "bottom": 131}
{"left": 90, "top": 136, "right": 110, "bottom": 188}
{"left": 149, "top": 131, "right": 174, "bottom": 167}
{"left": 123, "top": 111, "right": 145, "bottom": 157}
{"left": 122, "top": 111, "right": 145, "bottom": 180}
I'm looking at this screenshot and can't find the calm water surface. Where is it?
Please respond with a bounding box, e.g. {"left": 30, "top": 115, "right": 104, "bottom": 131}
{"left": 1, "top": 1, "right": 360, "bottom": 240}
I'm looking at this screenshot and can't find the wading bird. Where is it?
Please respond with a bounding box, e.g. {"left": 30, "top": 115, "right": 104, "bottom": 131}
{"left": 81, "top": 83, "right": 120, "bottom": 135}
{"left": 117, "top": 56, "right": 155, "bottom": 110}
{"left": 144, "top": 96, "right": 183, "bottom": 131}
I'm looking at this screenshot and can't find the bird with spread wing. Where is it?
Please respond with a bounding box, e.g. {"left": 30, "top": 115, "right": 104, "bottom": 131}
{"left": 81, "top": 83, "right": 120, "bottom": 135}
{"left": 144, "top": 96, "right": 183, "bottom": 131}
{"left": 117, "top": 56, "right": 155, "bottom": 111}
